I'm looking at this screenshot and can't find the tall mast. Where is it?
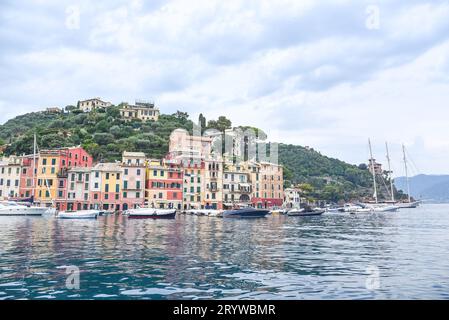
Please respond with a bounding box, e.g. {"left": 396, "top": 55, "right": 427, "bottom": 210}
{"left": 402, "top": 144, "right": 411, "bottom": 203}
{"left": 385, "top": 142, "right": 395, "bottom": 202}
{"left": 32, "top": 133, "right": 37, "bottom": 199}
{"left": 369, "top": 139, "right": 378, "bottom": 203}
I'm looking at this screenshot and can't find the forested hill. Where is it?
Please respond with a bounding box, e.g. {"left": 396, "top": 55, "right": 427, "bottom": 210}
{"left": 0, "top": 106, "right": 388, "bottom": 202}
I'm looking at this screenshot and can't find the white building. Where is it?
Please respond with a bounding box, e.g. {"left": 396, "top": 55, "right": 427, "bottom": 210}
{"left": 0, "top": 156, "right": 22, "bottom": 200}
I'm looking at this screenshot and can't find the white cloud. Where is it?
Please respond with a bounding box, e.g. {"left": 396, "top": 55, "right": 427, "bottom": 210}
{"left": 1, "top": 0, "right": 449, "bottom": 174}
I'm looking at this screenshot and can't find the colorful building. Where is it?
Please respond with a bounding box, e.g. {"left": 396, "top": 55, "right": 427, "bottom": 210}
{"left": 120, "top": 101, "right": 160, "bottom": 122}
{"left": 0, "top": 156, "right": 21, "bottom": 200}
{"left": 145, "top": 159, "right": 183, "bottom": 210}
{"left": 223, "top": 163, "right": 252, "bottom": 208}
{"left": 90, "top": 163, "right": 122, "bottom": 211}
{"left": 35, "top": 147, "right": 93, "bottom": 207}
{"left": 121, "top": 152, "right": 146, "bottom": 210}
{"left": 18, "top": 155, "right": 38, "bottom": 199}
{"left": 251, "top": 162, "right": 284, "bottom": 208}
{"left": 203, "top": 159, "right": 223, "bottom": 209}
{"left": 66, "top": 167, "right": 91, "bottom": 211}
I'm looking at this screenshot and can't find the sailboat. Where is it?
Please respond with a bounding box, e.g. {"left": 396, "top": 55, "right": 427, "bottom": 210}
{"left": 363, "top": 139, "right": 399, "bottom": 213}
{"left": 396, "top": 144, "right": 420, "bottom": 209}
{"left": 1, "top": 134, "right": 49, "bottom": 216}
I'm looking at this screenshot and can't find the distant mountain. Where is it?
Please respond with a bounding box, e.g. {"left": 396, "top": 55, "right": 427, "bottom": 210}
{"left": 395, "top": 174, "right": 449, "bottom": 202}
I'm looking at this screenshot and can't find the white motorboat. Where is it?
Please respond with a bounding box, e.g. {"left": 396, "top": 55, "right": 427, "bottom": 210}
{"left": 0, "top": 202, "right": 47, "bottom": 216}
{"left": 58, "top": 210, "right": 99, "bottom": 219}
{"left": 126, "top": 208, "right": 176, "bottom": 219}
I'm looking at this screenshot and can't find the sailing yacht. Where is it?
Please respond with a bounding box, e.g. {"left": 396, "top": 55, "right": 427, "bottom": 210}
{"left": 1, "top": 134, "right": 50, "bottom": 216}
{"left": 363, "top": 139, "right": 399, "bottom": 213}
{"left": 396, "top": 144, "right": 420, "bottom": 208}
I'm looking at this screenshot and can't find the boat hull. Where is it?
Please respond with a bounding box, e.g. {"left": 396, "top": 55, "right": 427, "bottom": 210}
{"left": 58, "top": 210, "right": 99, "bottom": 219}
{"left": 127, "top": 209, "right": 176, "bottom": 219}
{"left": 288, "top": 210, "right": 325, "bottom": 217}
{"left": 0, "top": 207, "right": 47, "bottom": 216}
{"left": 223, "top": 208, "right": 269, "bottom": 218}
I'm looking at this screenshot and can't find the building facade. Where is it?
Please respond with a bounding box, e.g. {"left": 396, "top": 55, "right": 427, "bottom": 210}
{"left": 0, "top": 156, "right": 22, "bottom": 200}
{"left": 78, "top": 98, "right": 112, "bottom": 112}
{"left": 35, "top": 147, "right": 93, "bottom": 207}
{"left": 121, "top": 152, "right": 146, "bottom": 210}
{"left": 66, "top": 167, "right": 91, "bottom": 211}
{"left": 223, "top": 164, "right": 252, "bottom": 209}
{"left": 120, "top": 101, "right": 160, "bottom": 122}
{"left": 91, "top": 163, "right": 122, "bottom": 211}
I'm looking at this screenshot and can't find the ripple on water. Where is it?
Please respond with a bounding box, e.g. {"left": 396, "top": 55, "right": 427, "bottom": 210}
{"left": 0, "top": 205, "right": 449, "bottom": 299}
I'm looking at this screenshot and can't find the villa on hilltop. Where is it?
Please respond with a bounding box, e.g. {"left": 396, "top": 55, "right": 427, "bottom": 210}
{"left": 78, "top": 97, "right": 112, "bottom": 112}
{"left": 120, "top": 100, "right": 160, "bottom": 122}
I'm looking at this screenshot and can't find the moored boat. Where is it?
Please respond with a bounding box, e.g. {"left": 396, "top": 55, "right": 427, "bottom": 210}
{"left": 223, "top": 207, "right": 269, "bottom": 218}
{"left": 58, "top": 210, "right": 99, "bottom": 219}
{"left": 126, "top": 208, "right": 176, "bottom": 219}
{"left": 287, "top": 208, "right": 325, "bottom": 217}
{"left": 0, "top": 202, "right": 47, "bottom": 216}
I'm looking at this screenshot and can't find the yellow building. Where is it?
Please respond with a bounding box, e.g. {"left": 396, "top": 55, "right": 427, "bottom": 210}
{"left": 145, "top": 159, "right": 183, "bottom": 209}
{"left": 120, "top": 101, "right": 160, "bottom": 122}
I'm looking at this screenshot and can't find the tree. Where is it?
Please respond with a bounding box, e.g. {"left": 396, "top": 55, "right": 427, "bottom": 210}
{"left": 207, "top": 116, "right": 232, "bottom": 133}
{"left": 173, "top": 111, "right": 189, "bottom": 121}
{"left": 198, "top": 113, "right": 206, "bottom": 133}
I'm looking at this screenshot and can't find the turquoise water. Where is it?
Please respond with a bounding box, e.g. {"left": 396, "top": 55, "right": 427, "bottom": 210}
{"left": 0, "top": 204, "right": 448, "bottom": 300}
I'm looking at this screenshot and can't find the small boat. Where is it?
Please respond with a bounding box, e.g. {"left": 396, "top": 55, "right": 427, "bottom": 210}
{"left": 270, "top": 208, "right": 287, "bottom": 215}
{"left": 287, "top": 208, "right": 325, "bottom": 217}
{"left": 58, "top": 210, "right": 99, "bottom": 219}
{"left": 126, "top": 208, "right": 176, "bottom": 219}
{"left": 223, "top": 207, "right": 270, "bottom": 219}
{"left": 0, "top": 202, "right": 47, "bottom": 216}
{"left": 397, "top": 201, "right": 420, "bottom": 209}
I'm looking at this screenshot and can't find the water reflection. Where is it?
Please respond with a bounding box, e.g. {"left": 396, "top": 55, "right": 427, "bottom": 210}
{"left": 0, "top": 205, "right": 449, "bottom": 299}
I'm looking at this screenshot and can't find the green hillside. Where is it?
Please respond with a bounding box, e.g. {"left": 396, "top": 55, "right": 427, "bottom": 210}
{"left": 0, "top": 105, "right": 397, "bottom": 202}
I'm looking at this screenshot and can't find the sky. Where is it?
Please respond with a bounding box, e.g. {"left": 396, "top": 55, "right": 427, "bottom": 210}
{"left": 1, "top": 0, "right": 449, "bottom": 175}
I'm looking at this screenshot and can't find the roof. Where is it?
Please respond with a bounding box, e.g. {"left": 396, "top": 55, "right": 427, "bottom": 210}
{"left": 92, "top": 162, "right": 122, "bottom": 172}
{"left": 123, "top": 151, "right": 146, "bottom": 158}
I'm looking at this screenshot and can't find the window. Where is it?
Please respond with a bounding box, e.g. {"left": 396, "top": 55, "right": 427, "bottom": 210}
{"left": 105, "top": 194, "right": 109, "bottom": 200}
{"left": 106, "top": 173, "right": 110, "bottom": 180}
{"left": 85, "top": 174, "right": 89, "bottom": 182}
{"left": 117, "top": 174, "right": 120, "bottom": 180}
{"left": 137, "top": 169, "right": 141, "bottom": 176}
{"left": 160, "top": 170, "right": 164, "bottom": 177}
{"left": 51, "top": 167, "right": 55, "bottom": 174}
{"left": 124, "top": 169, "right": 128, "bottom": 175}
{"left": 124, "top": 180, "right": 128, "bottom": 189}
{"left": 173, "top": 192, "right": 178, "bottom": 199}
{"left": 159, "top": 192, "right": 163, "bottom": 199}
{"left": 95, "top": 172, "right": 99, "bottom": 178}
{"left": 123, "top": 192, "right": 127, "bottom": 198}
{"left": 105, "top": 184, "right": 109, "bottom": 192}
{"left": 116, "top": 184, "right": 120, "bottom": 192}
{"left": 52, "top": 159, "right": 56, "bottom": 165}
{"left": 136, "top": 181, "right": 141, "bottom": 189}
{"left": 71, "top": 174, "right": 75, "bottom": 181}
{"left": 94, "top": 194, "right": 98, "bottom": 200}
{"left": 85, "top": 183, "right": 89, "bottom": 191}
{"left": 136, "top": 192, "right": 140, "bottom": 199}
{"left": 153, "top": 170, "right": 157, "bottom": 176}
{"left": 42, "top": 159, "right": 47, "bottom": 165}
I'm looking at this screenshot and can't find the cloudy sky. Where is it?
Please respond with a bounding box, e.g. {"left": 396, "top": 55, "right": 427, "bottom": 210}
{"left": 1, "top": 0, "right": 449, "bottom": 175}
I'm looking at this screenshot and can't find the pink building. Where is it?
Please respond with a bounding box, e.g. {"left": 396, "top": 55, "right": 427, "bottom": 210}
{"left": 121, "top": 152, "right": 146, "bottom": 211}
